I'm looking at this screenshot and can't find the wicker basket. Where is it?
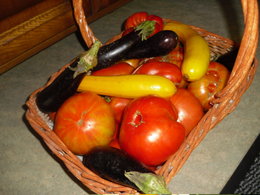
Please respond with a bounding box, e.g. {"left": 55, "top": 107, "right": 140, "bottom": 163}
{"left": 25, "top": 0, "right": 259, "bottom": 194}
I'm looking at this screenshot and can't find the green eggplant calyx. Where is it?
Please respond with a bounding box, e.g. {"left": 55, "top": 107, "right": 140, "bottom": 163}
{"left": 70, "top": 40, "right": 102, "bottom": 78}
{"left": 125, "top": 171, "right": 171, "bottom": 194}
{"left": 135, "top": 20, "right": 156, "bottom": 41}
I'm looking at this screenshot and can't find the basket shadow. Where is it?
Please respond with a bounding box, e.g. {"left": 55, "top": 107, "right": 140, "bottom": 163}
{"left": 75, "top": 30, "right": 90, "bottom": 50}
{"left": 21, "top": 103, "right": 95, "bottom": 194}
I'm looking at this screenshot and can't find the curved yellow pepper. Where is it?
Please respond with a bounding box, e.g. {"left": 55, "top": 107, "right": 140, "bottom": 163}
{"left": 163, "top": 21, "right": 210, "bottom": 81}
{"left": 77, "top": 75, "right": 176, "bottom": 98}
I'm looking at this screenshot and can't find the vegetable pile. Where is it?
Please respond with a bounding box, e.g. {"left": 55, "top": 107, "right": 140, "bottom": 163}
{"left": 36, "top": 12, "right": 232, "bottom": 193}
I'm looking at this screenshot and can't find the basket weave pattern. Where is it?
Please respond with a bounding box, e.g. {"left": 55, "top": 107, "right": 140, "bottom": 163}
{"left": 26, "top": 0, "right": 258, "bottom": 194}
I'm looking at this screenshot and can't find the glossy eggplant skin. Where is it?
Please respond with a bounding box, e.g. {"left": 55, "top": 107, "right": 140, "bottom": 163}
{"left": 124, "top": 30, "right": 178, "bottom": 59}
{"left": 94, "top": 30, "right": 142, "bottom": 71}
{"left": 83, "top": 146, "right": 152, "bottom": 190}
{"left": 36, "top": 59, "right": 85, "bottom": 113}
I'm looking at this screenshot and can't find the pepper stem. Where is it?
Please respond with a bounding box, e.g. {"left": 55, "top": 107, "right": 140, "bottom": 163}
{"left": 70, "top": 40, "right": 102, "bottom": 78}
{"left": 125, "top": 171, "right": 172, "bottom": 194}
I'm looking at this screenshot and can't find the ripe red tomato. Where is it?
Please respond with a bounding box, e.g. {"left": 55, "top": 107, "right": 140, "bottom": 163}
{"left": 54, "top": 92, "right": 116, "bottom": 155}
{"left": 146, "top": 14, "right": 164, "bottom": 35}
{"left": 133, "top": 60, "right": 182, "bottom": 85}
{"left": 119, "top": 96, "right": 185, "bottom": 166}
{"left": 124, "top": 12, "right": 163, "bottom": 37}
{"left": 124, "top": 12, "right": 148, "bottom": 29}
{"left": 92, "top": 62, "right": 134, "bottom": 76}
{"left": 109, "top": 97, "right": 131, "bottom": 141}
{"left": 170, "top": 89, "right": 204, "bottom": 136}
{"left": 188, "top": 62, "right": 230, "bottom": 110}
{"left": 109, "top": 97, "right": 131, "bottom": 123}
{"left": 147, "top": 15, "right": 164, "bottom": 29}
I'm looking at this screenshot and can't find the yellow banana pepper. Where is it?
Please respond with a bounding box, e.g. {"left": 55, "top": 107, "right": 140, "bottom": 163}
{"left": 77, "top": 75, "right": 176, "bottom": 98}
{"left": 164, "top": 21, "right": 210, "bottom": 81}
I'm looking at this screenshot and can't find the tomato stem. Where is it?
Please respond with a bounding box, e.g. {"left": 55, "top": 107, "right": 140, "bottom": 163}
{"left": 135, "top": 20, "right": 156, "bottom": 40}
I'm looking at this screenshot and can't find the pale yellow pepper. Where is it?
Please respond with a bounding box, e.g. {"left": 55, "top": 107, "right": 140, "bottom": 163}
{"left": 164, "top": 21, "right": 210, "bottom": 81}
{"left": 77, "top": 75, "right": 177, "bottom": 98}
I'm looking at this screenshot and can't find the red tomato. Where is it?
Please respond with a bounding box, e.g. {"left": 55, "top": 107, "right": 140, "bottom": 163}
{"left": 146, "top": 14, "right": 164, "bottom": 35}
{"left": 92, "top": 62, "right": 134, "bottom": 76}
{"left": 108, "top": 97, "right": 133, "bottom": 150}
{"left": 133, "top": 61, "right": 182, "bottom": 85}
{"left": 109, "top": 97, "right": 131, "bottom": 140}
{"left": 54, "top": 92, "right": 116, "bottom": 155}
{"left": 188, "top": 62, "right": 230, "bottom": 110}
{"left": 170, "top": 89, "right": 204, "bottom": 136}
{"left": 147, "top": 15, "right": 164, "bottom": 29}
{"left": 119, "top": 96, "right": 185, "bottom": 166}
{"left": 124, "top": 12, "right": 148, "bottom": 29}
{"left": 124, "top": 12, "right": 163, "bottom": 37}
{"left": 109, "top": 97, "right": 131, "bottom": 123}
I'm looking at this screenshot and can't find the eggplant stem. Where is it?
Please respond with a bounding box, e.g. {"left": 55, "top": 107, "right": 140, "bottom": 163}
{"left": 70, "top": 41, "right": 102, "bottom": 78}
{"left": 125, "top": 171, "right": 172, "bottom": 194}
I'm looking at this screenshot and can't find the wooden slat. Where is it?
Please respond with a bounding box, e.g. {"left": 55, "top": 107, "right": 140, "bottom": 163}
{"left": 0, "top": 1, "right": 75, "bottom": 74}
{"left": 0, "top": 0, "right": 132, "bottom": 74}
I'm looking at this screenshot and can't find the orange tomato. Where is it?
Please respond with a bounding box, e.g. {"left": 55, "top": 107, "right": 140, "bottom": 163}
{"left": 170, "top": 88, "right": 204, "bottom": 136}
{"left": 188, "top": 62, "right": 230, "bottom": 110}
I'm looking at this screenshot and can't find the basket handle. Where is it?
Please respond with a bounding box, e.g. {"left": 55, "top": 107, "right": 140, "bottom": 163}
{"left": 72, "top": 0, "right": 98, "bottom": 47}
{"left": 217, "top": 0, "right": 258, "bottom": 98}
